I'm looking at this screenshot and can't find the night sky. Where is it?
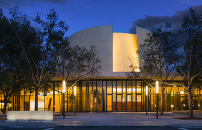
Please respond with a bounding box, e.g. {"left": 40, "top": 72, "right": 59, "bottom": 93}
{"left": 0, "top": 0, "right": 202, "bottom": 37}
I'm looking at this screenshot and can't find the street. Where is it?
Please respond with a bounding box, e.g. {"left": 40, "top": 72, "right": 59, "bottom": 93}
{"left": 0, "top": 127, "right": 201, "bottom": 130}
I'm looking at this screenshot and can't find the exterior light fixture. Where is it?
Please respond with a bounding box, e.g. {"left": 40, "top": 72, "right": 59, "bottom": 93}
{"left": 156, "top": 81, "right": 158, "bottom": 119}
{"left": 74, "top": 86, "right": 76, "bottom": 115}
{"left": 146, "top": 86, "right": 148, "bottom": 96}
{"left": 156, "top": 81, "right": 158, "bottom": 94}
{"left": 74, "top": 86, "right": 76, "bottom": 96}
{"left": 62, "top": 80, "right": 66, "bottom": 119}
{"left": 146, "top": 85, "right": 148, "bottom": 115}
{"left": 63, "top": 80, "right": 65, "bottom": 93}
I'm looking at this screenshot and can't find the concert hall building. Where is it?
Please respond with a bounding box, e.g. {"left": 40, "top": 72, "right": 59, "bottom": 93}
{"left": 0, "top": 25, "right": 201, "bottom": 113}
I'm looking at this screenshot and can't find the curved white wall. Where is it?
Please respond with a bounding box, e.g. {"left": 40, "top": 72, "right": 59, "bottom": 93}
{"left": 68, "top": 25, "right": 113, "bottom": 76}
{"left": 68, "top": 25, "right": 151, "bottom": 78}
{"left": 136, "top": 26, "right": 152, "bottom": 68}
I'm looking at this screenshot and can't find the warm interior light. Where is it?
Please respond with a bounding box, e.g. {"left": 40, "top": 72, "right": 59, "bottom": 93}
{"left": 146, "top": 86, "right": 148, "bottom": 95}
{"left": 113, "top": 88, "right": 141, "bottom": 93}
{"left": 156, "top": 81, "right": 158, "bottom": 93}
{"left": 113, "top": 33, "right": 140, "bottom": 72}
{"left": 63, "top": 80, "right": 65, "bottom": 93}
{"left": 74, "top": 86, "right": 76, "bottom": 96}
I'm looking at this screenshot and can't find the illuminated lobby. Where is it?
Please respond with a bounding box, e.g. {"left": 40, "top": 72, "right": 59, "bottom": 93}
{"left": 0, "top": 25, "right": 201, "bottom": 113}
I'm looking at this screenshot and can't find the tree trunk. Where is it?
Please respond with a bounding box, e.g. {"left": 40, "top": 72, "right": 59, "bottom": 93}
{"left": 188, "top": 86, "right": 193, "bottom": 118}
{"left": 3, "top": 95, "right": 8, "bottom": 114}
{"left": 35, "top": 87, "right": 39, "bottom": 111}
{"left": 161, "top": 89, "right": 163, "bottom": 115}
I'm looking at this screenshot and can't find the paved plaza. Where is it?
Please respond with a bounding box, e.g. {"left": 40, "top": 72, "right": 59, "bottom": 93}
{"left": 0, "top": 112, "right": 202, "bottom": 129}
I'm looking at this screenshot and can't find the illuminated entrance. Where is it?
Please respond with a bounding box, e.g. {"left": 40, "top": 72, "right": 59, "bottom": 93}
{"left": 75, "top": 80, "right": 146, "bottom": 112}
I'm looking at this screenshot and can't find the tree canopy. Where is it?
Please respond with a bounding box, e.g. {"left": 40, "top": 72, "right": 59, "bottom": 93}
{"left": 0, "top": 6, "right": 102, "bottom": 112}
{"left": 128, "top": 8, "right": 202, "bottom": 117}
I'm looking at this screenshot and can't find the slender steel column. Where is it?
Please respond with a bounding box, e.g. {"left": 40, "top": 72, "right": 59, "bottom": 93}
{"left": 74, "top": 85, "right": 76, "bottom": 115}
{"left": 156, "top": 93, "right": 158, "bottom": 119}
{"left": 62, "top": 80, "right": 66, "bottom": 119}
{"left": 146, "top": 94, "right": 147, "bottom": 115}
{"left": 75, "top": 95, "right": 76, "bottom": 115}
{"left": 63, "top": 93, "right": 65, "bottom": 119}
{"left": 146, "top": 85, "right": 148, "bottom": 115}
{"left": 156, "top": 81, "right": 158, "bottom": 119}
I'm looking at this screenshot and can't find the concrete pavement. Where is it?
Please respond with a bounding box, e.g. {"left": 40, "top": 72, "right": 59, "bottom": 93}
{"left": 0, "top": 112, "right": 202, "bottom": 129}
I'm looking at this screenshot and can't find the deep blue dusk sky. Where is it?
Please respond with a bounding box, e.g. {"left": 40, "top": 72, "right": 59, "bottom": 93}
{"left": 1, "top": 0, "right": 202, "bottom": 36}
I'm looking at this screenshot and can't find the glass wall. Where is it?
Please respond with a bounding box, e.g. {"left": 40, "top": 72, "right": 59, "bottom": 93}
{"left": 0, "top": 80, "right": 202, "bottom": 113}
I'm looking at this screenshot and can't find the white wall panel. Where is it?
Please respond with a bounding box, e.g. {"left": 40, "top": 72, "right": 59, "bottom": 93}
{"left": 68, "top": 25, "right": 113, "bottom": 75}
{"left": 136, "top": 26, "right": 152, "bottom": 68}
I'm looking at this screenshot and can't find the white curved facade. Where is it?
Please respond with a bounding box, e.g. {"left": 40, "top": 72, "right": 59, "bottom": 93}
{"left": 68, "top": 25, "right": 113, "bottom": 77}
{"left": 68, "top": 25, "right": 151, "bottom": 78}
{"left": 136, "top": 26, "right": 152, "bottom": 68}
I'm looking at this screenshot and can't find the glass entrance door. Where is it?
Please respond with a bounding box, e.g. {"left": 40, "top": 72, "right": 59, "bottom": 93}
{"left": 127, "top": 95, "right": 132, "bottom": 111}
{"left": 117, "top": 95, "right": 122, "bottom": 111}
{"left": 137, "top": 94, "right": 142, "bottom": 111}
{"left": 107, "top": 95, "right": 112, "bottom": 111}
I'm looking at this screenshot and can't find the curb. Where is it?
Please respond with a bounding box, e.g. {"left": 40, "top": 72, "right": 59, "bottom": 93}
{"left": 0, "top": 125, "right": 177, "bottom": 129}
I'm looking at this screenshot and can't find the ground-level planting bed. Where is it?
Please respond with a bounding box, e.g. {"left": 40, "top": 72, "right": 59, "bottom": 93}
{"left": 173, "top": 117, "right": 202, "bottom": 120}
{"left": 152, "top": 114, "right": 174, "bottom": 116}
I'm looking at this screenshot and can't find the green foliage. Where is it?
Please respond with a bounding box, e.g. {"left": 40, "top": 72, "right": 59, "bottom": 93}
{"left": 93, "top": 89, "right": 101, "bottom": 105}
{"left": 93, "top": 89, "right": 96, "bottom": 98}
{"left": 0, "top": 7, "right": 35, "bottom": 113}
{"left": 0, "top": 6, "right": 69, "bottom": 111}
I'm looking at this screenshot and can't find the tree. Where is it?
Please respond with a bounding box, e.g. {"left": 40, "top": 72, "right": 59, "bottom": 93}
{"left": 54, "top": 40, "right": 102, "bottom": 93}
{"left": 154, "top": 8, "right": 202, "bottom": 117}
{"left": 0, "top": 8, "right": 31, "bottom": 113}
{"left": 173, "top": 8, "right": 202, "bottom": 117}
{"left": 8, "top": 7, "right": 69, "bottom": 111}
{"left": 128, "top": 23, "right": 179, "bottom": 115}
{"left": 129, "top": 8, "right": 202, "bottom": 118}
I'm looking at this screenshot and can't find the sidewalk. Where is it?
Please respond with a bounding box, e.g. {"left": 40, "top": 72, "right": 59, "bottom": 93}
{"left": 0, "top": 112, "right": 202, "bottom": 129}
